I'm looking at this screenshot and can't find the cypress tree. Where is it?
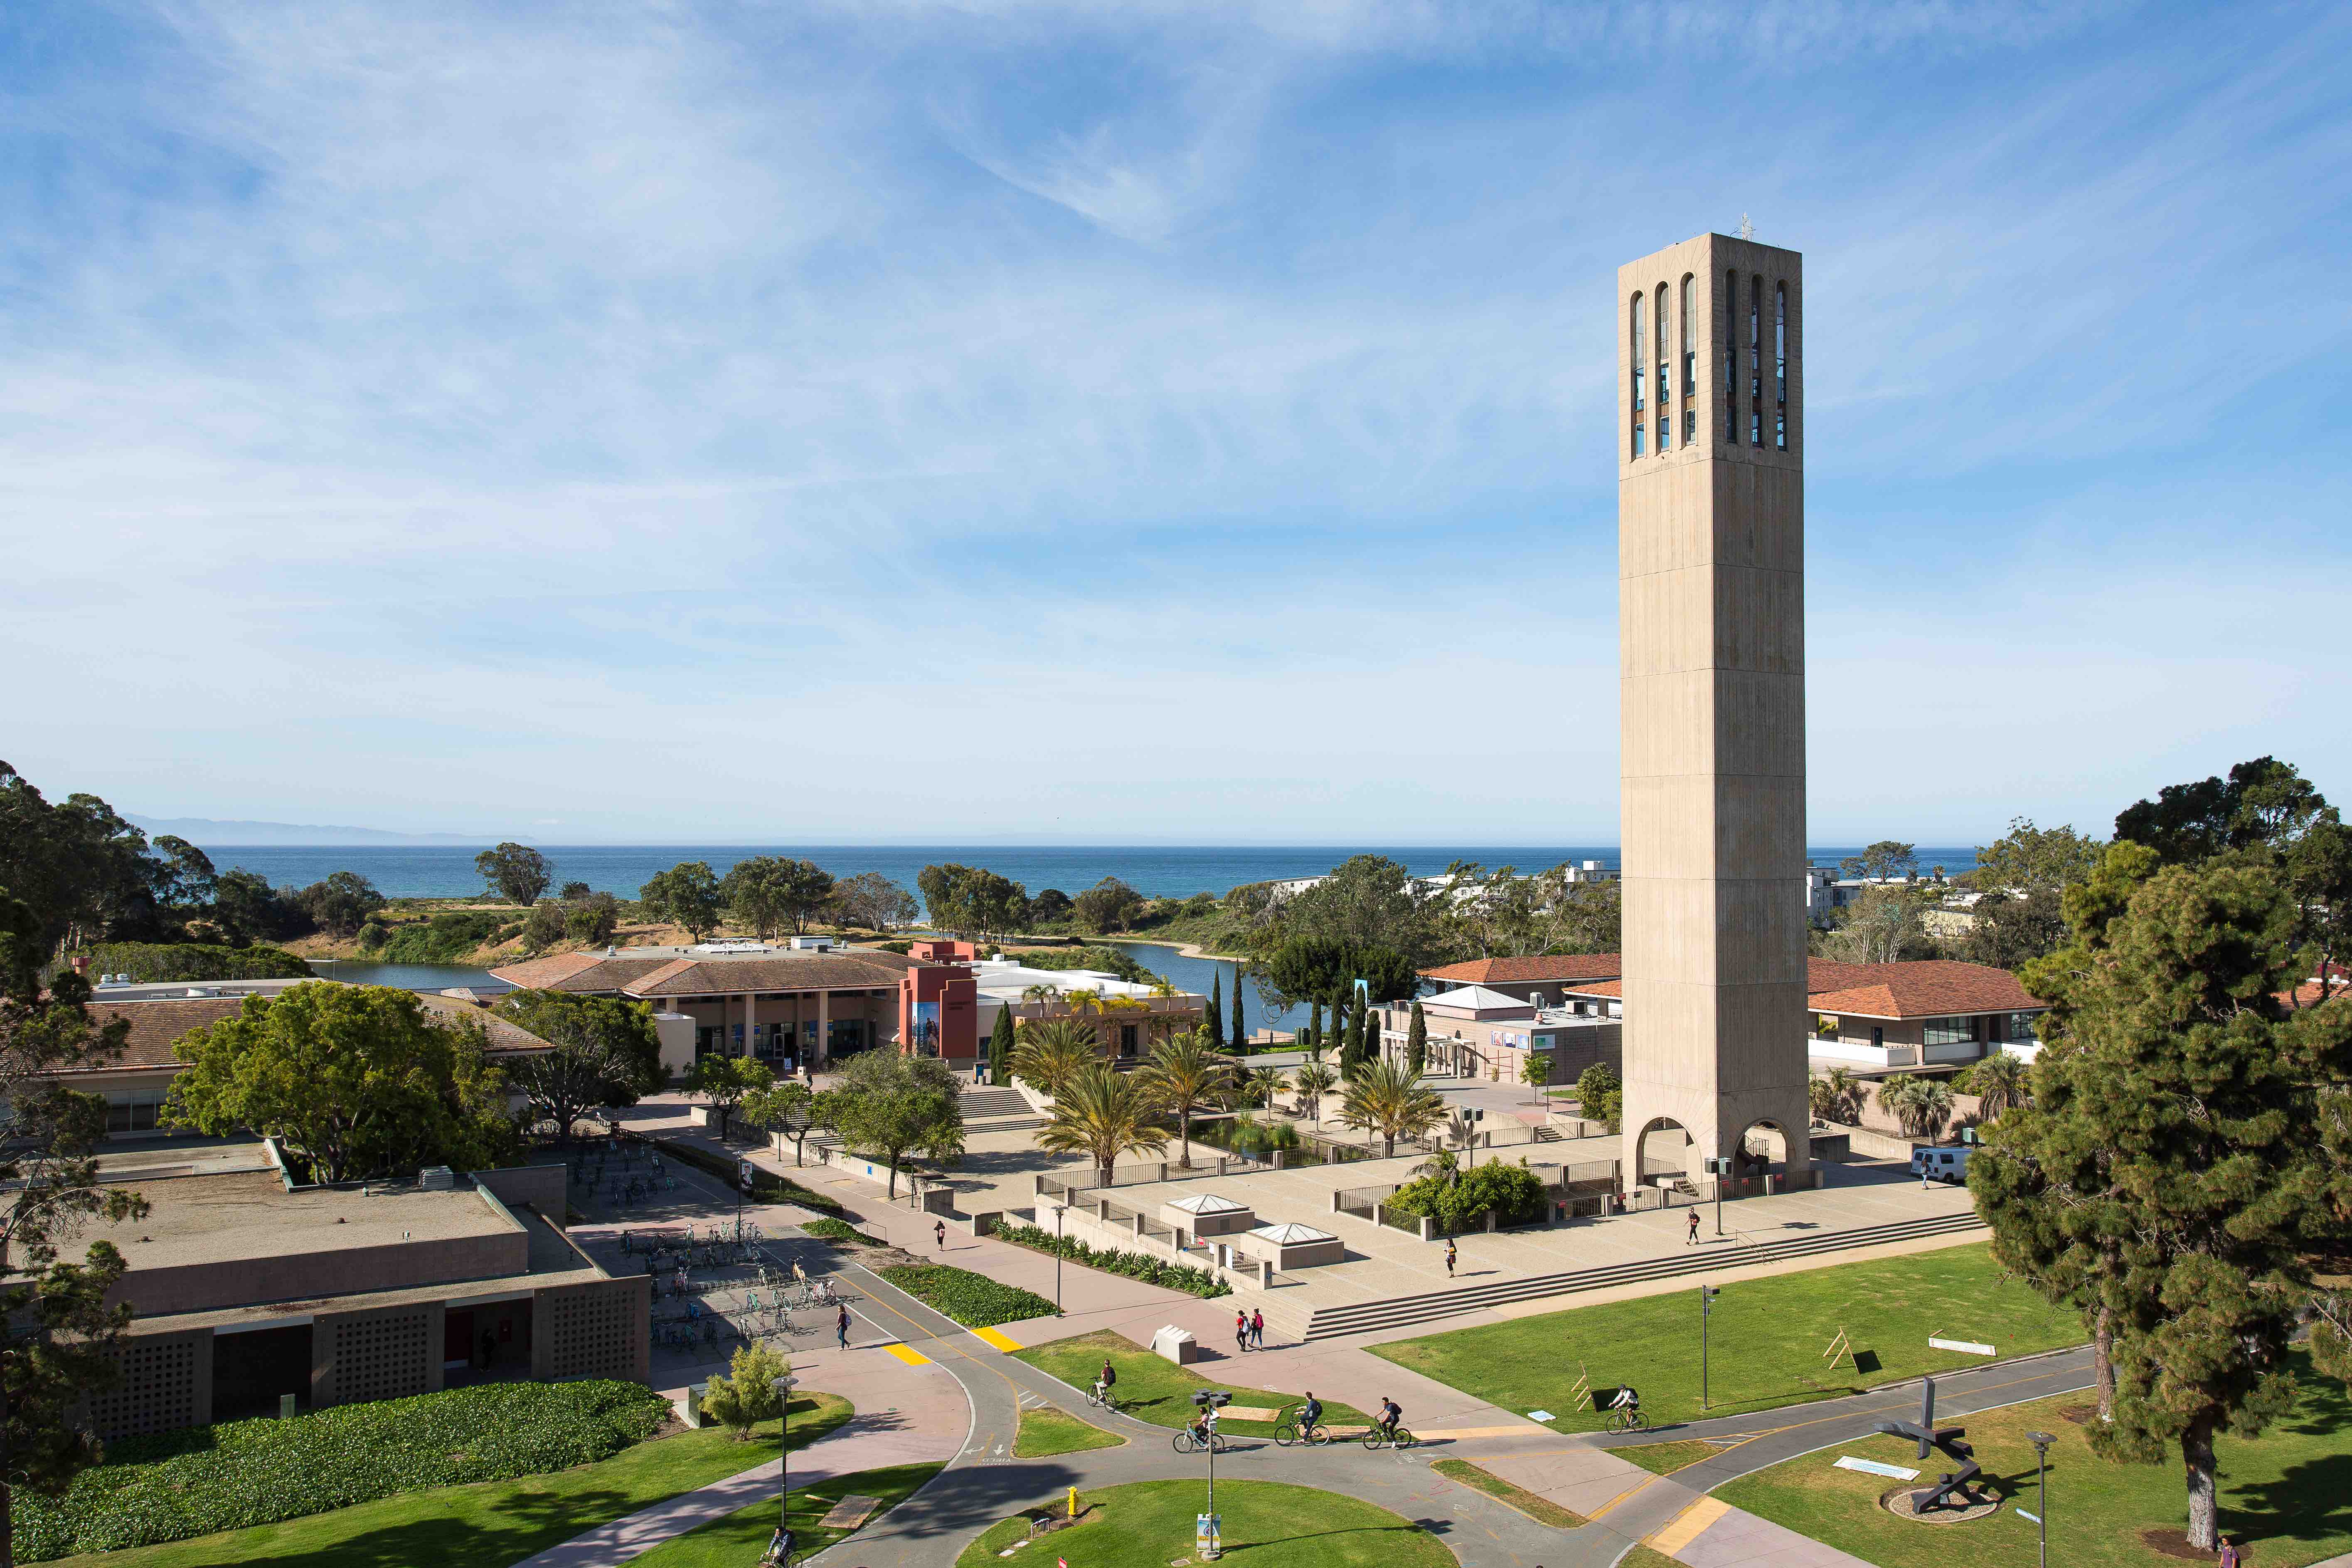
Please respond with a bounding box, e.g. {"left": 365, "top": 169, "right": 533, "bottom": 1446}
{"left": 1205, "top": 972, "right": 1224, "bottom": 1049}
{"left": 987, "top": 1005, "right": 1016, "bottom": 1085}
{"left": 1305, "top": 999, "right": 1322, "bottom": 1058}
{"left": 1407, "top": 999, "right": 1428, "bottom": 1076}
{"left": 1973, "top": 855, "right": 2343, "bottom": 1549}
{"left": 1229, "top": 967, "right": 1247, "bottom": 1052}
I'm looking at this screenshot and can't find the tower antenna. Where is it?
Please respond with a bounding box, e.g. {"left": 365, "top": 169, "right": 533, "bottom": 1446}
{"left": 1738, "top": 214, "right": 1755, "bottom": 241}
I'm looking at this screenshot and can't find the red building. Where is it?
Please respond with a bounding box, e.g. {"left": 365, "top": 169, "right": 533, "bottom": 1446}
{"left": 899, "top": 962, "right": 978, "bottom": 1061}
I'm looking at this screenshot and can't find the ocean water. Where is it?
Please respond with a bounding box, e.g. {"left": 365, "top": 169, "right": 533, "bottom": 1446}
{"left": 194, "top": 843, "right": 1983, "bottom": 902}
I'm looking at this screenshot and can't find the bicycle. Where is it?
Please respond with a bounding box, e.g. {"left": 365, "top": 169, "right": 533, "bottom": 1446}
{"left": 1086, "top": 1385, "right": 1122, "bottom": 1413}
{"left": 1172, "top": 1425, "right": 1229, "bottom": 1454}
{"left": 1603, "top": 1405, "right": 1650, "bottom": 1434}
{"left": 1362, "top": 1423, "right": 1416, "bottom": 1451}
{"left": 1272, "top": 1406, "right": 1329, "bottom": 1447}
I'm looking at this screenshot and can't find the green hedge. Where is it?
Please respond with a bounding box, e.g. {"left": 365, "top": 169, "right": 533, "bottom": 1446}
{"left": 17, "top": 1380, "right": 668, "bottom": 1561}
{"left": 80, "top": 943, "right": 314, "bottom": 983}
{"left": 652, "top": 1138, "right": 845, "bottom": 1216}
{"left": 876, "top": 1264, "right": 1061, "bottom": 1327}
{"left": 993, "top": 1223, "right": 1230, "bottom": 1298}
{"left": 380, "top": 911, "right": 502, "bottom": 964}
{"left": 1383, "top": 1161, "right": 1548, "bottom": 1232}
{"left": 801, "top": 1216, "right": 883, "bottom": 1245}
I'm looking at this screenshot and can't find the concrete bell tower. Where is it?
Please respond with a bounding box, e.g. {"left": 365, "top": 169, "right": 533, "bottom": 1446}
{"left": 1616, "top": 233, "right": 1812, "bottom": 1187}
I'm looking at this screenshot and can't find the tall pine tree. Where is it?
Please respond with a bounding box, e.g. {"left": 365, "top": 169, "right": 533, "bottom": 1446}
{"left": 1204, "top": 972, "right": 1224, "bottom": 1050}
{"left": 1229, "top": 966, "right": 1247, "bottom": 1053}
{"left": 1973, "top": 858, "right": 2350, "bottom": 1549}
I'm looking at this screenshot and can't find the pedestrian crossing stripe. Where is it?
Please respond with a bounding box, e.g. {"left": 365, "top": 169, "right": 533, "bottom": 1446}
{"left": 884, "top": 1344, "right": 931, "bottom": 1366}
{"left": 971, "top": 1327, "right": 1021, "bottom": 1352}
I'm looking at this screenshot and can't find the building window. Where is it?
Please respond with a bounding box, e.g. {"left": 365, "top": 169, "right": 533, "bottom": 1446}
{"left": 1630, "top": 293, "right": 1645, "bottom": 413}
{"left": 1657, "top": 416, "right": 1668, "bottom": 451}
{"left": 1774, "top": 279, "right": 1788, "bottom": 451}
{"left": 1749, "top": 274, "right": 1763, "bottom": 447}
{"left": 1655, "top": 282, "right": 1670, "bottom": 410}
{"left": 1923, "top": 1015, "right": 1979, "bottom": 1047}
{"left": 1680, "top": 274, "right": 1696, "bottom": 445}
{"left": 1870, "top": 1026, "right": 1885, "bottom": 1048}
{"left": 1724, "top": 269, "right": 1738, "bottom": 444}
{"left": 2002, "top": 1011, "right": 2039, "bottom": 1044}
{"left": 1633, "top": 423, "right": 1645, "bottom": 456}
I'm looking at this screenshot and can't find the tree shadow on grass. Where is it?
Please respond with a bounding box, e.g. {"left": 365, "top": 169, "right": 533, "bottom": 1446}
{"left": 1221, "top": 1522, "right": 1451, "bottom": 1557}
{"left": 2228, "top": 1453, "right": 2352, "bottom": 1544}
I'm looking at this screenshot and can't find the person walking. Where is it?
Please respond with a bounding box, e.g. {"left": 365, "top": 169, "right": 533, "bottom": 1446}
{"left": 934, "top": 1218, "right": 947, "bottom": 1252}
{"left": 835, "top": 1302, "right": 851, "bottom": 1350}
{"left": 1444, "top": 1238, "right": 1457, "bottom": 1278}
{"left": 1686, "top": 1209, "right": 1700, "bottom": 1245}
{"left": 2220, "top": 1540, "right": 2240, "bottom": 1568}
{"left": 1250, "top": 1308, "right": 1264, "bottom": 1349}
{"left": 1234, "top": 1310, "right": 1251, "bottom": 1354}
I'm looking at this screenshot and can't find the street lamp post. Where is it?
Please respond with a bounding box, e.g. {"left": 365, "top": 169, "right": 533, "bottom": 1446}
{"left": 1052, "top": 1203, "right": 1065, "bottom": 1310}
{"left": 1192, "top": 1390, "right": 1230, "bottom": 1559}
{"left": 770, "top": 1373, "right": 800, "bottom": 1564}
{"left": 2026, "top": 1430, "right": 2055, "bottom": 1568}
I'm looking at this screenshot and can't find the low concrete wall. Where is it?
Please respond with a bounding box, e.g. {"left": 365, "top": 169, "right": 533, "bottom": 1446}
{"left": 473, "top": 1164, "right": 568, "bottom": 1220}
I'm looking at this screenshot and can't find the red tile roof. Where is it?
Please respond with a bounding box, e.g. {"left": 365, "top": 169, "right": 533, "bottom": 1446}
{"left": 1446, "top": 955, "right": 2042, "bottom": 1019}
{"left": 1419, "top": 954, "right": 1623, "bottom": 986}
{"left": 621, "top": 953, "right": 917, "bottom": 997}
{"left": 1806, "top": 961, "right": 2044, "bottom": 1020}
{"left": 73, "top": 989, "right": 554, "bottom": 1079}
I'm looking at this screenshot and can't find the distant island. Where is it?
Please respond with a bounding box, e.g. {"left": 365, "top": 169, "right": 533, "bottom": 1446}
{"left": 127, "top": 815, "right": 516, "bottom": 847}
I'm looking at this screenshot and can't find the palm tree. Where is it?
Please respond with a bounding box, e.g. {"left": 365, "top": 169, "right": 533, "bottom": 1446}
{"left": 1960, "top": 1052, "right": 2029, "bottom": 1120}
{"left": 1808, "top": 1065, "right": 1860, "bottom": 1124}
{"left": 1061, "top": 987, "right": 1104, "bottom": 1015}
{"left": 1290, "top": 1059, "right": 1336, "bottom": 1127}
{"left": 1036, "top": 1063, "right": 1170, "bottom": 1187}
{"left": 1146, "top": 977, "right": 1180, "bottom": 999}
{"left": 1020, "top": 982, "right": 1061, "bottom": 1011}
{"left": 1881, "top": 1073, "right": 1956, "bottom": 1139}
{"left": 1242, "top": 1065, "right": 1286, "bottom": 1110}
{"left": 1339, "top": 1057, "right": 1446, "bottom": 1159}
{"left": 1010, "top": 1017, "right": 1100, "bottom": 1098}
{"left": 1139, "top": 1028, "right": 1234, "bottom": 1170}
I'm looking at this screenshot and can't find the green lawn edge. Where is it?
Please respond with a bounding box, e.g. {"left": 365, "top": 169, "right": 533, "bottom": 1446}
{"left": 1014, "top": 1406, "right": 1126, "bottom": 1457}
{"left": 1611, "top": 1439, "right": 1726, "bottom": 1475}
{"left": 1430, "top": 1458, "right": 1586, "bottom": 1527}
{"left": 1715, "top": 1361, "right": 2352, "bottom": 1568}
{"left": 1012, "top": 1329, "right": 1373, "bottom": 1436}
{"left": 1369, "top": 1242, "right": 2085, "bottom": 1431}
{"left": 626, "top": 1461, "right": 945, "bottom": 1567}
{"left": 40, "top": 1392, "right": 855, "bottom": 1568}
{"left": 951, "top": 1480, "right": 1456, "bottom": 1568}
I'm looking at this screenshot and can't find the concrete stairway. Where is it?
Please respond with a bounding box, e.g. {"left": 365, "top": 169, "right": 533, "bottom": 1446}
{"left": 1276, "top": 1208, "right": 1988, "bottom": 1342}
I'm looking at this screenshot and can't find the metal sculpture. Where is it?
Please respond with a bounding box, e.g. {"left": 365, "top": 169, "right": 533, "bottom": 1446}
{"left": 1874, "top": 1376, "right": 1988, "bottom": 1512}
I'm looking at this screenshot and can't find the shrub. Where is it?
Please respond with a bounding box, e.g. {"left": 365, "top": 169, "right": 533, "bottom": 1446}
{"left": 15, "top": 1380, "right": 668, "bottom": 1561}
{"left": 801, "top": 1216, "right": 882, "bottom": 1245}
{"left": 1221, "top": 1113, "right": 1298, "bottom": 1157}
{"left": 876, "top": 1263, "right": 1061, "bottom": 1326}
{"left": 355, "top": 921, "right": 389, "bottom": 954}
{"left": 700, "top": 1342, "right": 792, "bottom": 1439}
{"left": 380, "top": 911, "right": 502, "bottom": 964}
{"left": 993, "top": 1223, "right": 1230, "bottom": 1298}
{"left": 79, "top": 943, "right": 314, "bottom": 983}
{"left": 1384, "top": 1161, "right": 1547, "bottom": 1233}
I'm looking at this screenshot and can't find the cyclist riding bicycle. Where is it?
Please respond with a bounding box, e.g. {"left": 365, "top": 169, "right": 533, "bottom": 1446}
{"left": 760, "top": 1523, "right": 795, "bottom": 1566}
{"left": 1094, "top": 1359, "right": 1118, "bottom": 1404}
{"left": 1299, "top": 1391, "right": 1323, "bottom": 1428}
{"left": 1187, "top": 1405, "right": 1219, "bottom": 1447}
{"left": 1611, "top": 1385, "right": 1642, "bottom": 1425}
{"left": 1376, "top": 1397, "right": 1403, "bottom": 1441}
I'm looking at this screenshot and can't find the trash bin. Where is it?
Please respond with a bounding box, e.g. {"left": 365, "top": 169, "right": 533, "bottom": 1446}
{"left": 1152, "top": 1324, "right": 1200, "bottom": 1366}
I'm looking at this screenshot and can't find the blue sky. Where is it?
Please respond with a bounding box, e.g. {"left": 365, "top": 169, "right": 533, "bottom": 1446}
{"left": 2, "top": 0, "right": 2347, "bottom": 846}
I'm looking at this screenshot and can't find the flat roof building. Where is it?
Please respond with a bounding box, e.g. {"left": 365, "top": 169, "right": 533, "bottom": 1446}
{"left": 82, "top": 1147, "right": 645, "bottom": 1440}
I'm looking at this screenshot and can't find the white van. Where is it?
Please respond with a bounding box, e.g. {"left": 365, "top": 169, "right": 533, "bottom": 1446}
{"left": 1911, "top": 1146, "right": 1971, "bottom": 1183}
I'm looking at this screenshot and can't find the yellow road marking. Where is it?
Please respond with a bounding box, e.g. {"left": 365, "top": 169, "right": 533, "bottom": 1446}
{"left": 1586, "top": 1473, "right": 1663, "bottom": 1519}
{"left": 972, "top": 1326, "right": 1021, "bottom": 1352}
{"left": 884, "top": 1343, "right": 931, "bottom": 1366}
{"left": 1646, "top": 1495, "right": 1729, "bottom": 1556}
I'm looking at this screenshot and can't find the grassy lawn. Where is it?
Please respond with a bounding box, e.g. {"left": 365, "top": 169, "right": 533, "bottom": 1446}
{"left": 1012, "top": 1330, "right": 1373, "bottom": 1438}
{"left": 1717, "top": 1359, "right": 2352, "bottom": 1568}
{"left": 951, "top": 1480, "right": 1453, "bottom": 1568}
{"left": 1430, "top": 1459, "right": 1584, "bottom": 1527}
{"left": 1014, "top": 1406, "right": 1126, "bottom": 1458}
{"left": 1371, "top": 1243, "right": 2082, "bottom": 1430}
{"left": 1612, "top": 1439, "right": 1726, "bottom": 1475}
{"left": 41, "top": 1393, "right": 853, "bottom": 1568}
{"left": 624, "top": 1462, "right": 943, "bottom": 1567}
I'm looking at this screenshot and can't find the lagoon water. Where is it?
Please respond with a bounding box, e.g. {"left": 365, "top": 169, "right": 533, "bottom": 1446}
{"left": 195, "top": 843, "right": 1982, "bottom": 902}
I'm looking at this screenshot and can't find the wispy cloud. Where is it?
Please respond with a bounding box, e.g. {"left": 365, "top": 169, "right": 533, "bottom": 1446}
{"left": 0, "top": 0, "right": 2345, "bottom": 841}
